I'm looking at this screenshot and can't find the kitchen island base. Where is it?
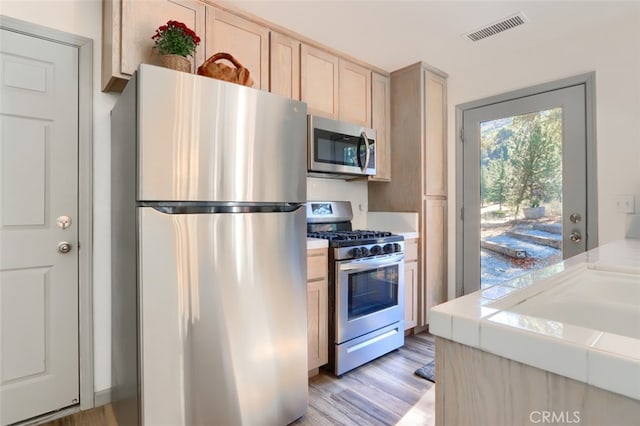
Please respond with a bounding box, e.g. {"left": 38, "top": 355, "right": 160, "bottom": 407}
{"left": 435, "top": 337, "right": 640, "bottom": 426}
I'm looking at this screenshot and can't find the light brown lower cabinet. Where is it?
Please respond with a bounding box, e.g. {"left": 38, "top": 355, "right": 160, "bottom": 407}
{"left": 307, "top": 248, "right": 328, "bottom": 375}
{"left": 404, "top": 238, "right": 419, "bottom": 330}
{"left": 435, "top": 337, "right": 640, "bottom": 426}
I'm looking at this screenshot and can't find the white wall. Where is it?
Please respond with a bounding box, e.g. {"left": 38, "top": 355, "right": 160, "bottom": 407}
{"left": 308, "top": 177, "right": 368, "bottom": 228}
{"left": 446, "top": 10, "right": 640, "bottom": 298}
{"left": 0, "top": 0, "right": 118, "bottom": 393}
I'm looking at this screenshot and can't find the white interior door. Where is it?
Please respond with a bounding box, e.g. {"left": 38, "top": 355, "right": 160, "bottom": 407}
{"left": 461, "top": 84, "right": 590, "bottom": 294}
{"left": 0, "top": 29, "right": 79, "bottom": 424}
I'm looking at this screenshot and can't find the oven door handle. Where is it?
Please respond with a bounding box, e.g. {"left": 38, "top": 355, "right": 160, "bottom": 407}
{"left": 339, "top": 254, "right": 404, "bottom": 271}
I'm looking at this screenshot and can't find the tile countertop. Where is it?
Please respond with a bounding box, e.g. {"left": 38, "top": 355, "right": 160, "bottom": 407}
{"left": 429, "top": 238, "right": 640, "bottom": 401}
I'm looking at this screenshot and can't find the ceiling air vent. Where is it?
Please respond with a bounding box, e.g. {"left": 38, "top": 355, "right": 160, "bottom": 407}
{"left": 465, "top": 12, "right": 528, "bottom": 42}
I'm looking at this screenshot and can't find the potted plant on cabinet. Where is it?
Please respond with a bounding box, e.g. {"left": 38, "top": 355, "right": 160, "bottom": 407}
{"left": 152, "top": 20, "right": 201, "bottom": 73}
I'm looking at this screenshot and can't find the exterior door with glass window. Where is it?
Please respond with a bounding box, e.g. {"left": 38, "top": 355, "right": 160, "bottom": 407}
{"left": 461, "top": 84, "right": 592, "bottom": 294}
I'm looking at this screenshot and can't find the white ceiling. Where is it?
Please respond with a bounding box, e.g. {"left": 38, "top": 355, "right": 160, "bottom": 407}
{"left": 230, "top": 0, "right": 640, "bottom": 73}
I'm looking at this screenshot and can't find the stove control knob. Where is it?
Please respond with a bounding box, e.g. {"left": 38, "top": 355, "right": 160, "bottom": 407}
{"left": 394, "top": 243, "right": 402, "bottom": 253}
{"left": 370, "top": 245, "right": 382, "bottom": 255}
{"left": 383, "top": 244, "right": 394, "bottom": 254}
{"left": 361, "top": 247, "right": 370, "bottom": 257}
{"left": 350, "top": 247, "right": 364, "bottom": 258}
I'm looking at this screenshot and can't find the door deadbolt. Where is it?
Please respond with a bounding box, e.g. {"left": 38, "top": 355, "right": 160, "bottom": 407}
{"left": 56, "top": 215, "right": 72, "bottom": 230}
{"left": 569, "top": 213, "right": 582, "bottom": 224}
{"left": 57, "top": 242, "right": 72, "bottom": 254}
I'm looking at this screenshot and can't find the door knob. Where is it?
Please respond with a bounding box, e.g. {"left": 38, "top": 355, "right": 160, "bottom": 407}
{"left": 57, "top": 242, "right": 72, "bottom": 254}
{"left": 569, "top": 231, "right": 582, "bottom": 243}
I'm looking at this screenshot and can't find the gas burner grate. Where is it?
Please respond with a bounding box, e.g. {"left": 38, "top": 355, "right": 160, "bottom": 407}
{"left": 308, "top": 230, "right": 394, "bottom": 241}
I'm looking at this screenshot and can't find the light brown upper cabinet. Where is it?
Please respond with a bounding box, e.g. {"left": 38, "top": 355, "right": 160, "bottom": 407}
{"left": 269, "top": 32, "right": 300, "bottom": 100}
{"left": 102, "top": 0, "right": 206, "bottom": 91}
{"left": 370, "top": 72, "right": 391, "bottom": 182}
{"left": 338, "top": 60, "right": 371, "bottom": 128}
{"left": 300, "top": 44, "right": 339, "bottom": 119}
{"left": 205, "top": 6, "right": 269, "bottom": 90}
{"left": 424, "top": 71, "right": 447, "bottom": 196}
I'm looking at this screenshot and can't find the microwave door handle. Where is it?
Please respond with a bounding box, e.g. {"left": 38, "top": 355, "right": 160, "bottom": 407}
{"left": 355, "top": 134, "right": 364, "bottom": 170}
{"left": 360, "top": 131, "right": 371, "bottom": 173}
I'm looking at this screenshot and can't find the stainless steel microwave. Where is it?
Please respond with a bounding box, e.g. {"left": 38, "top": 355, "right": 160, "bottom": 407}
{"left": 307, "top": 115, "right": 376, "bottom": 177}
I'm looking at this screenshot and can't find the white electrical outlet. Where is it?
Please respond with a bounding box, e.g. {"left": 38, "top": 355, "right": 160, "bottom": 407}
{"left": 615, "top": 195, "right": 635, "bottom": 213}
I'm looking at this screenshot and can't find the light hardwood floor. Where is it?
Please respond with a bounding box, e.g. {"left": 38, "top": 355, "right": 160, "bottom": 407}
{"left": 40, "top": 332, "right": 436, "bottom": 426}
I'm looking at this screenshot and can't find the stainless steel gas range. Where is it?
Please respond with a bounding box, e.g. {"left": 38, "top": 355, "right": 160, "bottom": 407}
{"left": 307, "top": 201, "right": 405, "bottom": 376}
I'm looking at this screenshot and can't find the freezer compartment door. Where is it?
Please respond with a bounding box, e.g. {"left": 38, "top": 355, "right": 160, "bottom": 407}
{"left": 136, "top": 65, "right": 307, "bottom": 203}
{"left": 138, "top": 206, "right": 308, "bottom": 425}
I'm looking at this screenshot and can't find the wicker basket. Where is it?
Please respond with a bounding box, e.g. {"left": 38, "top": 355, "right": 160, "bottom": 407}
{"left": 197, "top": 52, "right": 253, "bottom": 87}
{"left": 160, "top": 54, "right": 191, "bottom": 73}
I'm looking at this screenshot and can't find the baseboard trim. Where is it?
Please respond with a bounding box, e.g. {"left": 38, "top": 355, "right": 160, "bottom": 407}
{"left": 94, "top": 388, "right": 112, "bottom": 407}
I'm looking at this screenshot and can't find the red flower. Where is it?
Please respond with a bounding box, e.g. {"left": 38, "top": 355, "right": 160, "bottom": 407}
{"left": 152, "top": 20, "right": 201, "bottom": 56}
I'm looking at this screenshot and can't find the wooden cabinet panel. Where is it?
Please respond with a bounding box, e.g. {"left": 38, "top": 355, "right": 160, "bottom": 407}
{"left": 369, "top": 63, "right": 448, "bottom": 327}
{"left": 301, "top": 44, "right": 339, "bottom": 119}
{"left": 404, "top": 238, "right": 419, "bottom": 331}
{"left": 424, "top": 70, "right": 447, "bottom": 196}
{"left": 405, "top": 238, "right": 418, "bottom": 262}
{"left": 307, "top": 250, "right": 327, "bottom": 281}
{"left": 307, "top": 279, "right": 328, "bottom": 370}
{"left": 425, "top": 198, "right": 447, "bottom": 323}
{"left": 103, "top": 0, "right": 206, "bottom": 91}
{"left": 269, "top": 32, "right": 300, "bottom": 100}
{"left": 369, "top": 72, "right": 391, "bottom": 182}
{"left": 206, "top": 7, "right": 269, "bottom": 89}
{"left": 338, "top": 60, "right": 371, "bottom": 127}
{"left": 404, "top": 260, "right": 418, "bottom": 330}
{"left": 307, "top": 248, "right": 328, "bottom": 372}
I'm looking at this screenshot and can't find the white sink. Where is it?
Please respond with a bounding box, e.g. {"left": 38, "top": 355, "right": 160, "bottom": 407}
{"left": 498, "top": 265, "right": 640, "bottom": 339}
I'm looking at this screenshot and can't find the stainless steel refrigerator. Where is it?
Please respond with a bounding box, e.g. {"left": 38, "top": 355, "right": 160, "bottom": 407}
{"left": 110, "top": 64, "right": 308, "bottom": 425}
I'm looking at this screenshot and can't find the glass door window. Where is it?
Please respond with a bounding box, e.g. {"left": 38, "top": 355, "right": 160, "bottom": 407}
{"left": 461, "top": 84, "right": 592, "bottom": 294}
{"left": 479, "top": 108, "right": 563, "bottom": 287}
{"left": 348, "top": 265, "right": 399, "bottom": 320}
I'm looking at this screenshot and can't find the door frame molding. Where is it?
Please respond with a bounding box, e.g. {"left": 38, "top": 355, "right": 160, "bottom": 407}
{"left": 0, "top": 15, "right": 95, "bottom": 413}
{"left": 455, "top": 73, "right": 598, "bottom": 297}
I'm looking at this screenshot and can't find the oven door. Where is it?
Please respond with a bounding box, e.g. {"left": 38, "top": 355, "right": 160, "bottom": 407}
{"left": 335, "top": 253, "right": 404, "bottom": 343}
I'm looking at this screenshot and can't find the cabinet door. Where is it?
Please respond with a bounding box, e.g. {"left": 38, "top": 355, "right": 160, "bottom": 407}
{"left": 338, "top": 60, "right": 371, "bottom": 127}
{"left": 307, "top": 279, "right": 328, "bottom": 370}
{"left": 307, "top": 248, "right": 328, "bottom": 371}
{"left": 404, "top": 260, "right": 418, "bottom": 330}
{"left": 369, "top": 72, "right": 391, "bottom": 181}
{"left": 425, "top": 198, "right": 447, "bottom": 324}
{"left": 424, "top": 69, "right": 447, "bottom": 196}
{"left": 301, "top": 44, "right": 339, "bottom": 119}
{"left": 120, "top": 0, "right": 206, "bottom": 76}
{"left": 206, "top": 7, "right": 269, "bottom": 89}
{"left": 270, "top": 32, "right": 300, "bottom": 100}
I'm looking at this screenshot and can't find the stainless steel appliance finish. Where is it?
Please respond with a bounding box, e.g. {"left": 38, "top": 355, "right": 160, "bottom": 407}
{"left": 306, "top": 201, "right": 404, "bottom": 376}
{"left": 139, "top": 208, "right": 307, "bottom": 425}
{"left": 138, "top": 65, "right": 306, "bottom": 203}
{"left": 308, "top": 115, "right": 376, "bottom": 177}
{"left": 111, "top": 64, "right": 308, "bottom": 426}
{"left": 306, "top": 200, "right": 353, "bottom": 224}
{"left": 336, "top": 251, "right": 405, "bottom": 343}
